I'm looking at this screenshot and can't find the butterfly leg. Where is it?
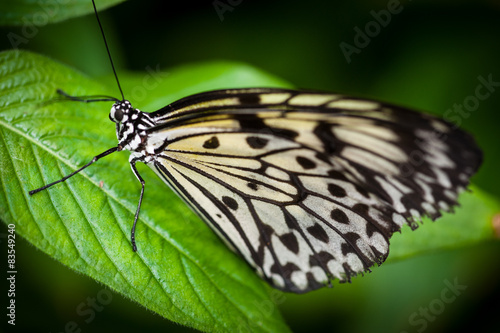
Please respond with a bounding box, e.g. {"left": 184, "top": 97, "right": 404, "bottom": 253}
{"left": 129, "top": 156, "right": 146, "bottom": 252}
{"left": 29, "top": 146, "right": 119, "bottom": 195}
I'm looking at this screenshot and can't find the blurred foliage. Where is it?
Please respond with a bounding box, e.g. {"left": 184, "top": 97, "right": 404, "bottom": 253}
{"left": 0, "top": 0, "right": 499, "bottom": 332}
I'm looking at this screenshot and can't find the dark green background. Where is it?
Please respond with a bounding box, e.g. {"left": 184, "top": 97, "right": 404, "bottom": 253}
{"left": 1, "top": 0, "right": 499, "bottom": 332}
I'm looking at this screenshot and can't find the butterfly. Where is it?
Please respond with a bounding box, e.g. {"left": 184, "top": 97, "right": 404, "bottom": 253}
{"left": 29, "top": 1, "right": 482, "bottom": 293}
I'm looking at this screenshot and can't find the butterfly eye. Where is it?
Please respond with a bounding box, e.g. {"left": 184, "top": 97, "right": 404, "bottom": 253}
{"left": 114, "top": 109, "right": 124, "bottom": 122}
{"left": 110, "top": 107, "right": 124, "bottom": 122}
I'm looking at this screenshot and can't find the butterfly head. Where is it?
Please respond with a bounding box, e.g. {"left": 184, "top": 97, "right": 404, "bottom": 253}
{"left": 109, "top": 100, "right": 133, "bottom": 124}
{"left": 108, "top": 100, "right": 156, "bottom": 152}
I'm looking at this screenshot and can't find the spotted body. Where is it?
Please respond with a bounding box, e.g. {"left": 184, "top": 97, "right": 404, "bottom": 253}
{"left": 108, "top": 88, "right": 482, "bottom": 293}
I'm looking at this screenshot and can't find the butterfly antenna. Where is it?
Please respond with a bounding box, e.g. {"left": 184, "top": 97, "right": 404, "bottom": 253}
{"left": 92, "top": 0, "right": 125, "bottom": 101}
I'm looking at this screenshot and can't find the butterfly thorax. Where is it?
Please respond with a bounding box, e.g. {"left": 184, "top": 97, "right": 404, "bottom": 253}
{"left": 109, "top": 100, "right": 156, "bottom": 152}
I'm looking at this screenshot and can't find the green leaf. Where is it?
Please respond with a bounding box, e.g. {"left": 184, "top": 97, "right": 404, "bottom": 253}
{"left": 0, "top": 0, "right": 124, "bottom": 26}
{"left": 0, "top": 50, "right": 291, "bottom": 333}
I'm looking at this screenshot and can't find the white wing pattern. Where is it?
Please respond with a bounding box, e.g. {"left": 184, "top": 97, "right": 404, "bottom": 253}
{"left": 136, "top": 88, "right": 481, "bottom": 293}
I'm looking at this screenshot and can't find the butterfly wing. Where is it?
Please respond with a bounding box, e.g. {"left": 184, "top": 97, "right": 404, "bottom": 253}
{"left": 144, "top": 88, "right": 482, "bottom": 292}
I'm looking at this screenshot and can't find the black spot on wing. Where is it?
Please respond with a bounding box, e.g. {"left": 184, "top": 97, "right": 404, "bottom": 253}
{"left": 351, "top": 203, "right": 369, "bottom": 216}
{"left": 328, "top": 183, "right": 347, "bottom": 197}
{"left": 247, "top": 182, "right": 258, "bottom": 190}
{"left": 203, "top": 136, "right": 219, "bottom": 149}
{"left": 279, "top": 232, "right": 299, "bottom": 254}
{"left": 246, "top": 136, "right": 269, "bottom": 149}
{"left": 296, "top": 156, "right": 316, "bottom": 169}
{"left": 307, "top": 223, "right": 329, "bottom": 243}
{"left": 331, "top": 208, "right": 349, "bottom": 224}
{"left": 222, "top": 196, "right": 238, "bottom": 210}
